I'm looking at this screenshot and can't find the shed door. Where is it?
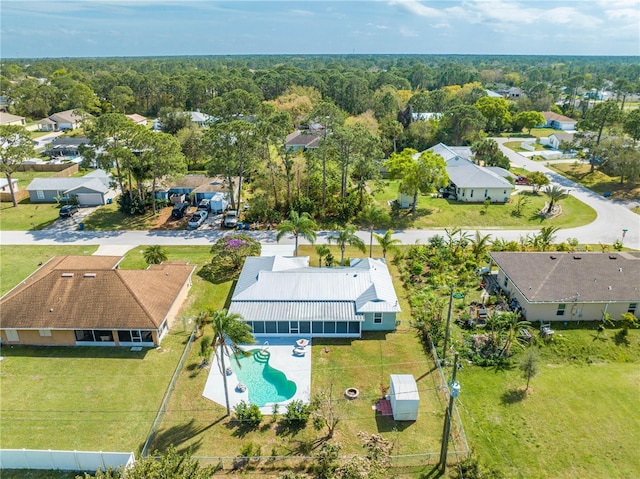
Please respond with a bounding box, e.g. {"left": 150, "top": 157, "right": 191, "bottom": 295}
{"left": 76, "top": 193, "right": 103, "bottom": 205}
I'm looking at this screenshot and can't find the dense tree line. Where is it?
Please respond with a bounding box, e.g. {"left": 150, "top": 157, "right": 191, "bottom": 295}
{"left": 2, "top": 55, "right": 638, "bottom": 218}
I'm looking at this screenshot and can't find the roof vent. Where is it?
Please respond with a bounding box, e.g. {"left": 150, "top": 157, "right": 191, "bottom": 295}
{"left": 49, "top": 308, "right": 54, "bottom": 312}
{"left": 61, "top": 273, "right": 74, "bottom": 278}
{"left": 619, "top": 268, "right": 623, "bottom": 272}
{"left": 573, "top": 255, "right": 582, "bottom": 260}
{"left": 608, "top": 286, "right": 612, "bottom": 290}
{"left": 84, "top": 273, "right": 96, "bottom": 278}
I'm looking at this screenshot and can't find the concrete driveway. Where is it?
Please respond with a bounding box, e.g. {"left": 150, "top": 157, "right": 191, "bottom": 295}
{"left": 44, "top": 206, "right": 100, "bottom": 232}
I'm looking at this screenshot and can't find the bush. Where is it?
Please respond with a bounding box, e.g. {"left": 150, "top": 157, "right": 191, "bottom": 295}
{"left": 117, "top": 191, "right": 147, "bottom": 215}
{"left": 233, "top": 400, "right": 263, "bottom": 428}
{"left": 283, "top": 399, "right": 312, "bottom": 428}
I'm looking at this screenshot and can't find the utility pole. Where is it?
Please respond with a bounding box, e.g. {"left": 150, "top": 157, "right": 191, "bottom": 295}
{"left": 439, "top": 352, "right": 460, "bottom": 472}
{"left": 441, "top": 285, "right": 454, "bottom": 362}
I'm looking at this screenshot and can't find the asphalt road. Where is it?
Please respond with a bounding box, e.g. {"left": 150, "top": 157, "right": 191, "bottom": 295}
{"left": 1, "top": 141, "right": 638, "bottom": 250}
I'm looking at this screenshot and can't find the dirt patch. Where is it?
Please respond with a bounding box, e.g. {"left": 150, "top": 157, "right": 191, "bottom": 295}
{"left": 150, "top": 207, "right": 189, "bottom": 231}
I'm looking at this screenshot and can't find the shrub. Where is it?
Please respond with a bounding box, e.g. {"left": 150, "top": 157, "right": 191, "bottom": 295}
{"left": 283, "top": 399, "right": 312, "bottom": 428}
{"left": 233, "top": 400, "right": 263, "bottom": 428}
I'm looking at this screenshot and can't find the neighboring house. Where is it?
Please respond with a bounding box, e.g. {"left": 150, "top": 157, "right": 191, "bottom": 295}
{"left": 401, "top": 143, "right": 514, "bottom": 206}
{"left": 188, "top": 111, "right": 212, "bottom": 127}
{"left": 0, "top": 255, "right": 196, "bottom": 347}
{"left": 0, "top": 96, "right": 9, "bottom": 112}
{"left": 229, "top": 256, "right": 401, "bottom": 338}
{"left": 46, "top": 137, "right": 90, "bottom": 158}
{"left": 40, "top": 109, "right": 84, "bottom": 131}
{"left": 505, "top": 87, "right": 525, "bottom": 99}
{"left": 540, "top": 111, "right": 577, "bottom": 131}
{"left": 485, "top": 89, "right": 503, "bottom": 98}
{"left": 285, "top": 130, "right": 324, "bottom": 152}
{"left": 156, "top": 174, "right": 234, "bottom": 206}
{"left": 539, "top": 132, "right": 575, "bottom": 150}
{"left": 0, "top": 177, "right": 19, "bottom": 194}
{"left": 411, "top": 112, "right": 442, "bottom": 122}
{"left": 126, "top": 113, "right": 148, "bottom": 126}
{"left": 26, "top": 169, "right": 113, "bottom": 205}
{"left": 0, "top": 112, "right": 26, "bottom": 126}
{"left": 489, "top": 252, "right": 640, "bottom": 323}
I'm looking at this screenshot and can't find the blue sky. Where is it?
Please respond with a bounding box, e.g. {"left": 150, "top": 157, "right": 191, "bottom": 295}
{"left": 1, "top": 0, "right": 639, "bottom": 58}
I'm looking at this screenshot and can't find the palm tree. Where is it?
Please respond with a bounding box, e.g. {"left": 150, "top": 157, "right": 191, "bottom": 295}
{"left": 536, "top": 226, "right": 560, "bottom": 252}
{"left": 316, "top": 245, "right": 330, "bottom": 267}
{"left": 276, "top": 210, "right": 318, "bottom": 256}
{"left": 374, "top": 229, "right": 401, "bottom": 259}
{"left": 194, "top": 310, "right": 212, "bottom": 338}
{"left": 143, "top": 245, "right": 168, "bottom": 265}
{"left": 327, "top": 224, "right": 366, "bottom": 266}
{"left": 358, "top": 205, "right": 390, "bottom": 257}
{"left": 544, "top": 185, "right": 568, "bottom": 214}
{"left": 470, "top": 231, "right": 492, "bottom": 263}
{"left": 210, "top": 309, "right": 255, "bottom": 416}
{"left": 497, "top": 312, "right": 531, "bottom": 358}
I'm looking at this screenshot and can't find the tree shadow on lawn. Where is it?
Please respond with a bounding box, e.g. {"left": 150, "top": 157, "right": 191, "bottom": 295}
{"left": 419, "top": 464, "right": 447, "bottom": 478}
{"left": 613, "top": 330, "right": 630, "bottom": 346}
{"left": 500, "top": 387, "right": 527, "bottom": 405}
{"left": 149, "top": 416, "right": 227, "bottom": 454}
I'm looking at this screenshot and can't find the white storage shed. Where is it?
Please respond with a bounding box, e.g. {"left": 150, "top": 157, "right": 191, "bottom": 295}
{"left": 209, "top": 192, "right": 230, "bottom": 213}
{"left": 389, "top": 374, "right": 420, "bottom": 421}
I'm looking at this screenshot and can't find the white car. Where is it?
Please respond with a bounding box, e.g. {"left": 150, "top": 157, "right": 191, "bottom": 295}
{"left": 187, "top": 210, "right": 208, "bottom": 229}
{"left": 223, "top": 210, "right": 239, "bottom": 228}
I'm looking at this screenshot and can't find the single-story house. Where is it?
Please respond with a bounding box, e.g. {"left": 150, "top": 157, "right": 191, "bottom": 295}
{"left": 229, "top": 256, "right": 401, "bottom": 338}
{"left": 0, "top": 177, "right": 19, "bottom": 194}
{"left": 188, "top": 111, "right": 212, "bottom": 127}
{"left": 0, "top": 112, "right": 26, "bottom": 126}
{"left": 40, "top": 109, "right": 84, "bottom": 131}
{"left": 126, "top": 113, "right": 148, "bottom": 126}
{"left": 400, "top": 144, "right": 514, "bottom": 206}
{"left": 46, "top": 137, "right": 90, "bottom": 158}
{"left": 411, "top": 112, "right": 442, "bottom": 122}
{"left": 156, "top": 175, "right": 234, "bottom": 205}
{"left": 538, "top": 132, "right": 575, "bottom": 151}
{"left": 488, "top": 252, "right": 640, "bottom": 323}
{"left": 285, "top": 130, "right": 324, "bottom": 152}
{"left": 540, "top": 111, "right": 577, "bottom": 131}
{"left": 0, "top": 255, "right": 196, "bottom": 347}
{"left": 26, "top": 169, "right": 113, "bottom": 205}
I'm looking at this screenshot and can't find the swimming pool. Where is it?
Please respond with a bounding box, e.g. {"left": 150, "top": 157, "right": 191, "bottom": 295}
{"left": 233, "top": 349, "right": 297, "bottom": 406}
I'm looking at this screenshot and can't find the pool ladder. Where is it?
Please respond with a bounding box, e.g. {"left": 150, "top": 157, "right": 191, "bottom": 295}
{"left": 254, "top": 341, "right": 270, "bottom": 363}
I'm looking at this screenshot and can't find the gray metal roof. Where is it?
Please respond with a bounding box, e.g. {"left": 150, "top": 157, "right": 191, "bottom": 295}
{"left": 489, "top": 252, "right": 640, "bottom": 303}
{"left": 445, "top": 156, "right": 513, "bottom": 189}
{"left": 26, "top": 170, "right": 111, "bottom": 194}
{"left": 231, "top": 256, "right": 401, "bottom": 318}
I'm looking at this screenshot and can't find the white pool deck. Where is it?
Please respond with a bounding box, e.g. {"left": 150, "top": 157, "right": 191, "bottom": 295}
{"left": 202, "top": 336, "right": 312, "bottom": 415}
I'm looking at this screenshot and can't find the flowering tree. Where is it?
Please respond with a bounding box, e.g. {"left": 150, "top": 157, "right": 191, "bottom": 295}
{"left": 199, "top": 234, "right": 261, "bottom": 282}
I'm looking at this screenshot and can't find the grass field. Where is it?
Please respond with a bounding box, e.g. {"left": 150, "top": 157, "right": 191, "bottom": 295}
{"left": 373, "top": 180, "right": 596, "bottom": 230}
{"left": 0, "top": 245, "right": 98, "bottom": 295}
{"left": 456, "top": 323, "right": 640, "bottom": 479}
{"left": 0, "top": 198, "right": 64, "bottom": 230}
{"left": 549, "top": 163, "right": 640, "bottom": 201}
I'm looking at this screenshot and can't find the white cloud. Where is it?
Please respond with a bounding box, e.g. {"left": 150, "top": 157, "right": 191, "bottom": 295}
{"left": 289, "top": 9, "right": 314, "bottom": 16}
{"left": 389, "top": 0, "right": 443, "bottom": 18}
{"left": 399, "top": 25, "right": 419, "bottom": 37}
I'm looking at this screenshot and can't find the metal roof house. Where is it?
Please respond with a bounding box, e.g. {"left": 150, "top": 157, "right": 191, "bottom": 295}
{"left": 229, "top": 256, "right": 401, "bottom": 337}
{"left": 26, "top": 169, "right": 113, "bottom": 206}
{"left": 489, "top": 252, "right": 640, "bottom": 323}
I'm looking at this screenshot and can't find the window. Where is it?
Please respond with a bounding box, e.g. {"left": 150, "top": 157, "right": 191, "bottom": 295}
{"left": 324, "top": 321, "right": 336, "bottom": 334}
{"left": 75, "top": 330, "right": 94, "bottom": 342}
{"left": 503, "top": 277, "right": 508, "bottom": 288}
{"left": 484, "top": 189, "right": 488, "bottom": 198}
{"left": 336, "top": 322, "right": 347, "bottom": 334}
{"left": 348, "top": 322, "right": 360, "bottom": 334}
{"left": 312, "top": 322, "right": 323, "bottom": 334}
{"left": 265, "top": 322, "right": 277, "bottom": 334}
{"left": 374, "top": 313, "right": 383, "bottom": 324}
{"left": 556, "top": 304, "right": 566, "bottom": 316}
{"left": 118, "top": 330, "right": 132, "bottom": 342}
{"left": 277, "top": 321, "right": 289, "bottom": 334}
{"left": 629, "top": 303, "right": 637, "bottom": 315}
{"left": 6, "top": 329, "right": 19, "bottom": 342}
{"left": 470, "top": 190, "right": 474, "bottom": 198}
{"left": 39, "top": 329, "right": 52, "bottom": 337}
{"left": 300, "top": 322, "right": 311, "bottom": 334}
{"left": 253, "top": 322, "right": 265, "bottom": 334}
{"left": 37, "top": 190, "right": 44, "bottom": 200}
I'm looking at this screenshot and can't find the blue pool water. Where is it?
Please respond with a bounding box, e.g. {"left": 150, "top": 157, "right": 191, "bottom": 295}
{"left": 233, "top": 350, "right": 297, "bottom": 406}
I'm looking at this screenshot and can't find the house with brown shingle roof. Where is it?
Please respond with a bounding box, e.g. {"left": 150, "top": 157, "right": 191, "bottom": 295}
{"left": 0, "top": 255, "right": 196, "bottom": 347}
{"left": 540, "top": 111, "right": 577, "bottom": 131}
{"left": 489, "top": 252, "right": 640, "bottom": 323}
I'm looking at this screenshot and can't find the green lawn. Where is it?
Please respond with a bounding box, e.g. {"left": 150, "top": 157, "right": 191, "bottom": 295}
{"left": 80, "top": 202, "right": 168, "bottom": 231}
{"left": 373, "top": 180, "right": 596, "bottom": 230}
{"left": 458, "top": 324, "right": 640, "bottom": 478}
{"left": 0, "top": 198, "right": 64, "bottom": 230}
{"left": 503, "top": 140, "right": 546, "bottom": 152}
{"left": 549, "top": 163, "right": 640, "bottom": 202}
{"left": 0, "top": 331, "right": 190, "bottom": 452}
{"left": 0, "top": 245, "right": 98, "bottom": 295}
